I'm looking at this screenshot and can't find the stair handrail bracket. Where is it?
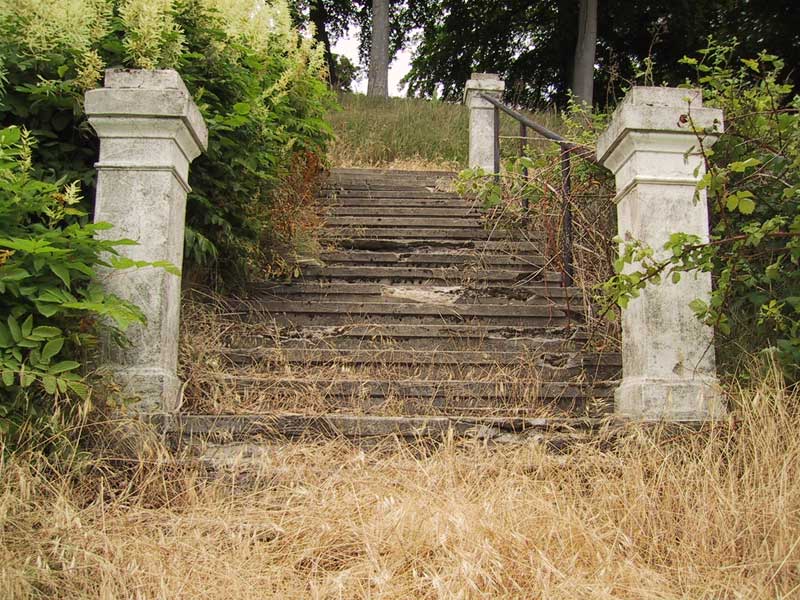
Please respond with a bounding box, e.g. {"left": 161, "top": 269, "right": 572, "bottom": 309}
{"left": 596, "top": 87, "right": 726, "bottom": 422}
{"left": 85, "top": 69, "right": 208, "bottom": 413}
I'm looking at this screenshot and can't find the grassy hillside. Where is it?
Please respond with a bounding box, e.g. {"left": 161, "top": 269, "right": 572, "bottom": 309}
{"left": 326, "top": 92, "right": 562, "bottom": 170}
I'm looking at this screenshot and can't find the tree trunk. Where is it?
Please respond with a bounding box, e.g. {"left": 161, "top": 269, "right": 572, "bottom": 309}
{"left": 309, "top": 0, "right": 338, "bottom": 87}
{"left": 571, "top": 0, "right": 597, "bottom": 107}
{"left": 367, "top": 0, "right": 390, "bottom": 97}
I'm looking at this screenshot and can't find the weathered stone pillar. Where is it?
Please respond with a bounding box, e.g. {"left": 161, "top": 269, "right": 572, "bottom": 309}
{"left": 596, "top": 87, "right": 726, "bottom": 421}
{"left": 85, "top": 69, "right": 208, "bottom": 412}
{"left": 464, "top": 73, "right": 505, "bottom": 173}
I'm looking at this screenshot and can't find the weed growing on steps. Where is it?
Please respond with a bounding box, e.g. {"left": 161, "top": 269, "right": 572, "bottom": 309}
{"left": 1, "top": 367, "right": 798, "bottom": 598}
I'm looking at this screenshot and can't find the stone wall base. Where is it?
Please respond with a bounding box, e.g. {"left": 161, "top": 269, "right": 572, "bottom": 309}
{"left": 614, "top": 376, "right": 726, "bottom": 421}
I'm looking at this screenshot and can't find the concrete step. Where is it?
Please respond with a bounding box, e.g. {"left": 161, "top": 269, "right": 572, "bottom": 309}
{"left": 229, "top": 322, "right": 589, "bottom": 340}
{"left": 250, "top": 282, "right": 582, "bottom": 301}
{"left": 161, "top": 414, "right": 609, "bottom": 443}
{"left": 246, "top": 298, "right": 565, "bottom": 319}
{"left": 324, "top": 227, "right": 513, "bottom": 240}
{"left": 327, "top": 206, "right": 480, "bottom": 217}
{"left": 320, "top": 188, "right": 458, "bottom": 197}
{"left": 325, "top": 197, "right": 472, "bottom": 208}
{"left": 324, "top": 216, "right": 484, "bottom": 228}
{"left": 225, "top": 329, "right": 583, "bottom": 352}
{"left": 194, "top": 378, "right": 615, "bottom": 416}
{"left": 220, "top": 377, "right": 614, "bottom": 400}
{"left": 327, "top": 168, "right": 456, "bottom": 179}
{"left": 222, "top": 347, "right": 620, "bottom": 369}
{"left": 318, "top": 250, "right": 545, "bottom": 268}
{"left": 332, "top": 238, "right": 546, "bottom": 253}
{"left": 299, "top": 265, "right": 561, "bottom": 284}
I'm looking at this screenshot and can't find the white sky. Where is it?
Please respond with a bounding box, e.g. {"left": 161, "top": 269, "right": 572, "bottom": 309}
{"left": 331, "top": 26, "right": 415, "bottom": 96}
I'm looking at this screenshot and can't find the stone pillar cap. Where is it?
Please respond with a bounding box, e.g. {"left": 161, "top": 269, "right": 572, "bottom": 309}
{"left": 597, "top": 86, "right": 723, "bottom": 165}
{"left": 464, "top": 73, "right": 505, "bottom": 103}
{"left": 85, "top": 69, "right": 208, "bottom": 151}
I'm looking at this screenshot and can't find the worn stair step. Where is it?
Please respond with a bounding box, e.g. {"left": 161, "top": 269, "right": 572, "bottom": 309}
{"left": 328, "top": 206, "right": 479, "bottom": 217}
{"left": 326, "top": 197, "right": 472, "bottom": 208}
{"left": 223, "top": 347, "right": 617, "bottom": 365}
{"left": 219, "top": 377, "right": 614, "bottom": 400}
{"left": 240, "top": 302, "right": 573, "bottom": 327}
{"left": 324, "top": 227, "right": 513, "bottom": 241}
{"left": 225, "top": 322, "right": 588, "bottom": 342}
{"left": 222, "top": 346, "right": 618, "bottom": 367}
{"left": 248, "top": 300, "right": 564, "bottom": 318}
{"left": 326, "top": 169, "right": 455, "bottom": 181}
{"left": 248, "top": 293, "right": 577, "bottom": 310}
{"left": 225, "top": 330, "right": 582, "bottom": 352}
{"left": 320, "top": 190, "right": 460, "bottom": 199}
{"left": 163, "top": 414, "right": 607, "bottom": 441}
{"left": 322, "top": 183, "right": 453, "bottom": 192}
{"left": 332, "top": 238, "right": 546, "bottom": 253}
{"left": 324, "top": 216, "right": 484, "bottom": 228}
{"left": 196, "top": 380, "right": 614, "bottom": 416}
{"left": 318, "top": 251, "right": 545, "bottom": 267}
{"left": 251, "top": 282, "right": 580, "bottom": 301}
{"left": 299, "top": 266, "right": 561, "bottom": 284}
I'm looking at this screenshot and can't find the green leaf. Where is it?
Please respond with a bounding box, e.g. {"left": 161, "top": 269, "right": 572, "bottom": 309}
{"left": 729, "top": 158, "right": 761, "bottom": 173}
{"left": 48, "top": 360, "right": 80, "bottom": 374}
{"left": 233, "top": 102, "right": 251, "bottom": 115}
{"left": 49, "top": 263, "right": 70, "bottom": 287}
{"left": 41, "top": 338, "right": 64, "bottom": 362}
{"left": 7, "top": 315, "right": 21, "bottom": 343}
{"left": 32, "top": 326, "right": 61, "bottom": 338}
{"left": 21, "top": 315, "right": 33, "bottom": 337}
{"left": 1, "top": 370, "right": 13, "bottom": 387}
{"left": 688, "top": 298, "right": 708, "bottom": 316}
{"left": 42, "top": 375, "right": 57, "bottom": 395}
{"left": 738, "top": 197, "right": 756, "bottom": 214}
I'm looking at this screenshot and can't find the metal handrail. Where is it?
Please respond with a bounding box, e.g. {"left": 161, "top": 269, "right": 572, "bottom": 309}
{"left": 477, "top": 92, "right": 596, "bottom": 287}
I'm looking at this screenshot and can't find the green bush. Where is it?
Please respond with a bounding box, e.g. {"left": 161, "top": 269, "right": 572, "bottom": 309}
{"left": 0, "top": 125, "right": 146, "bottom": 446}
{"left": 459, "top": 42, "right": 800, "bottom": 380}
{"left": 0, "top": 0, "right": 335, "bottom": 280}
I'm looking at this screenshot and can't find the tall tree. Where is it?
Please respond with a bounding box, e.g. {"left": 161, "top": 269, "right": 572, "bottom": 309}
{"left": 367, "top": 0, "right": 390, "bottom": 96}
{"left": 309, "top": 0, "right": 339, "bottom": 87}
{"left": 571, "top": 0, "right": 597, "bottom": 106}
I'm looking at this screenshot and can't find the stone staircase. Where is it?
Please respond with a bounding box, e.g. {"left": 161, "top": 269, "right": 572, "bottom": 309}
{"left": 174, "top": 168, "right": 620, "bottom": 443}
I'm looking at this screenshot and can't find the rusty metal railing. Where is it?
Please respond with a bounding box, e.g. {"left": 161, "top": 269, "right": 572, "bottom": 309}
{"left": 479, "top": 93, "right": 598, "bottom": 288}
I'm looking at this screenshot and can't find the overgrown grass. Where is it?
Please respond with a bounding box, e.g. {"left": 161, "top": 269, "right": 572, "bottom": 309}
{"left": 2, "top": 370, "right": 799, "bottom": 598}
{"left": 327, "top": 92, "right": 563, "bottom": 170}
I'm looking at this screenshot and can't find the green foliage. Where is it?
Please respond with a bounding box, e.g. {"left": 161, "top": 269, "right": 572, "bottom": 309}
{"left": 0, "top": 0, "right": 335, "bottom": 280}
{"left": 405, "top": 0, "right": 800, "bottom": 108}
{"left": 457, "top": 42, "right": 800, "bottom": 379}
{"left": 0, "top": 125, "right": 145, "bottom": 446}
{"left": 605, "top": 42, "right": 800, "bottom": 378}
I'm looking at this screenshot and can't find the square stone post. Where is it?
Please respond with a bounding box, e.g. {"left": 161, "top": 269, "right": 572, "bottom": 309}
{"left": 464, "top": 73, "right": 505, "bottom": 173}
{"left": 596, "top": 87, "right": 726, "bottom": 421}
{"left": 85, "top": 69, "right": 208, "bottom": 412}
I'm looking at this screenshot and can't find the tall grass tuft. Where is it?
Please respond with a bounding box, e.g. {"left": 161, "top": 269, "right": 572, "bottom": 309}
{"left": 2, "top": 367, "right": 799, "bottom": 597}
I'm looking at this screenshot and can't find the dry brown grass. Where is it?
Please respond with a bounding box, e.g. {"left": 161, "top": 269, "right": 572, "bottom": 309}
{"left": 2, "top": 368, "right": 799, "bottom": 599}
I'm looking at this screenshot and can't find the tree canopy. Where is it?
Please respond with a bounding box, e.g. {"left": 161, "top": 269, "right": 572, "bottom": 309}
{"left": 403, "top": 0, "right": 800, "bottom": 108}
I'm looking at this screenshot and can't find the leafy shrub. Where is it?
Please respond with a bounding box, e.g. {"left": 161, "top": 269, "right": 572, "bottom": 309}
{"left": 607, "top": 43, "right": 800, "bottom": 380}
{"left": 0, "top": 0, "right": 335, "bottom": 281}
{"left": 459, "top": 42, "right": 800, "bottom": 380}
{"left": 0, "top": 125, "right": 145, "bottom": 446}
